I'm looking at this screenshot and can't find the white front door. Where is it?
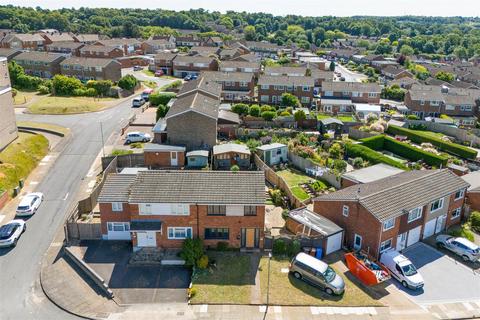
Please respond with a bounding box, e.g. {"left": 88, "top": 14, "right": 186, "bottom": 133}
{"left": 326, "top": 232, "right": 343, "bottom": 255}
{"left": 423, "top": 219, "right": 436, "bottom": 239}
{"left": 137, "top": 231, "right": 156, "bottom": 247}
{"left": 353, "top": 234, "right": 362, "bottom": 251}
{"left": 170, "top": 151, "right": 178, "bottom": 166}
{"left": 407, "top": 226, "right": 421, "bottom": 247}
{"left": 396, "top": 232, "right": 407, "bottom": 251}
{"left": 435, "top": 214, "right": 447, "bottom": 234}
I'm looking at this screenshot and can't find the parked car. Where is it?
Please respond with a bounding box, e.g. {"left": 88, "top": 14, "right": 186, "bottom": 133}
{"left": 141, "top": 88, "right": 154, "bottom": 101}
{"left": 380, "top": 250, "right": 424, "bottom": 290}
{"left": 183, "top": 75, "right": 192, "bottom": 81}
{"left": 132, "top": 97, "right": 145, "bottom": 108}
{"left": 289, "top": 252, "right": 345, "bottom": 295}
{"left": 155, "top": 70, "right": 164, "bottom": 77}
{"left": 0, "top": 220, "right": 26, "bottom": 248}
{"left": 436, "top": 235, "right": 480, "bottom": 262}
{"left": 133, "top": 65, "right": 143, "bottom": 71}
{"left": 16, "top": 192, "right": 44, "bottom": 216}
{"left": 125, "top": 132, "right": 151, "bottom": 144}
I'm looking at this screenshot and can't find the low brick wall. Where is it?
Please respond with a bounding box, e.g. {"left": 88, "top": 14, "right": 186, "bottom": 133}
{"left": 0, "top": 191, "right": 8, "bottom": 210}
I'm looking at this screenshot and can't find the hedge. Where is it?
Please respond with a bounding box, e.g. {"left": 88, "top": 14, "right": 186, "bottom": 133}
{"left": 149, "top": 92, "right": 176, "bottom": 106}
{"left": 387, "top": 125, "right": 477, "bottom": 160}
{"left": 360, "top": 135, "right": 448, "bottom": 167}
{"left": 345, "top": 143, "right": 408, "bottom": 170}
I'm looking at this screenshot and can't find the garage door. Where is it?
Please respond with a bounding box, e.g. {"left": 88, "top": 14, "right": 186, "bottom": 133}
{"left": 423, "top": 218, "right": 436, "bottom": 239}
{"left": 325, "top": 232, "right": 343, "bottom": 255}
{"left": 407, "top": 226, "right": 421, "bottom": 247}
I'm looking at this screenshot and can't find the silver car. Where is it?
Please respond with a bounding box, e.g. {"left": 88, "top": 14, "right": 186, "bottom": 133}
{"left": 436, "top": 235, "right": 480, "bottom": 262}
{"left": 289, "top": 252, "right": 345, "bottom": 295}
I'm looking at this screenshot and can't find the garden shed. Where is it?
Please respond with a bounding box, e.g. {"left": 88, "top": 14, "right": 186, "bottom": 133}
{"left": 213, "top": 143, "right": 251, "bottom": 170}
{"left": 186, "top": 150, "right": 209, "bottom": 168}
{"left": 256, "top": 143, "right": 288, "bottom": 166}
{"left": 319, "top": 117, "right": 344, "bottom": 135}
{"left": 286, "top": 207, "right": 344, "bottom": 256}
{"left": 354, "top": 104, "right": 381, "bottom": 120}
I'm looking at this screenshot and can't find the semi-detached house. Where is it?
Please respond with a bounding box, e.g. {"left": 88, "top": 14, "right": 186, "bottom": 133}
{"left": 172, "top": 55, "right": 218, "bottom": 78}
{"left": 258, "top": 75, "right": 314, "bottom": 106}
{"left": 13, "top": 51, "right": 65, "bottom": 78}
{"left": 313, "top": 169, "right": 469, "bottom": 259}
{"left": 202, "top": 71, "right": 255, "bottom": 102}
{"left": 60, "top": 57, "right": 122, "bottom": 82}
{"left": 98, "top": 170, "right": 266, "bottom": 251}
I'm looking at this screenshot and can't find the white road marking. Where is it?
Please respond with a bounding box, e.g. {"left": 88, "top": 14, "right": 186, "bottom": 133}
{"left": 62, "top": 193, "right": 69, "bottom": 201}
{"left": 259, "top": 306, "right": 267, "bottom": 313}
{"left": 0, "top": 215, "right": 5, "bottom": 224}
{"left": 310, "top": 307, "right": 319, "bottom": 315}
{"left": 199, "top": 304, "right": 208, "bottom": 313}
{"left": 30, "top": 181, "right": 38, "bottom": 185}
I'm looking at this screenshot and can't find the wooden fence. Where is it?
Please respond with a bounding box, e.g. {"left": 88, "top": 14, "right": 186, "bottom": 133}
{"left": 101, "top": 153, "right": 144, "bottom": 170}
{"left": 254, "top": 154, "right": 309, "bottom": 208}
{"left": 287, "top": 153, "right": 341, "bottom": 189}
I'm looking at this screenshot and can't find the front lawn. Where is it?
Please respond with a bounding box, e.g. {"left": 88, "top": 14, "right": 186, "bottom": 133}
{"left": 190, "top": 252, "right": 253, "bottom": 304}
{"left": 259, "top": 257, "right": 382, "bottom": 306}
{"left": 28, "top": 96, "right": 116, "bottom": 114}
{"left": 0, "top": 132, "right": 49, "bottom": 194}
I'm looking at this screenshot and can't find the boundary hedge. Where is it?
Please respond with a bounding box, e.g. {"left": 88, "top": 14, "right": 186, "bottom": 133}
{"left": 387, "top": 125, "right": 477, "bottom": 160}
{"left": 345, "top": 143, "right": 408, "bottom": 170}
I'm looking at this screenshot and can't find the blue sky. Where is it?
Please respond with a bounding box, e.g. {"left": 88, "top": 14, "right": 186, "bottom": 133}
{"left": 4, "top": 0, "right": 480, "bottom": 17}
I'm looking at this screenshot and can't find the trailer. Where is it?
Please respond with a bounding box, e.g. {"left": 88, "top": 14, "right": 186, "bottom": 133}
{"left": 344, "top": 252, "right": 390, "bottom": 286}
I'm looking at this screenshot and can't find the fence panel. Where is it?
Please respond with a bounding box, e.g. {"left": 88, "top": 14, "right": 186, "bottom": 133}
{"left": 67, "top": 222, "right": 102, "bottom": 240}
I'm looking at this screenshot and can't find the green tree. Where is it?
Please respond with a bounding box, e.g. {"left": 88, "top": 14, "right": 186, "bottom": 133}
{"left": 329, "top": 143, "right": 343, "bottom": 159}
{"left": 180, "top": 238, "right": 204, "bottom": 267}
{"left": 399, "top": 44, "right": 414, "bottom": 56}
{"left": 52, "top": 75, "right": 83, "bottom": 96}
{"left": 231, "top": 103, "right": 249, "bottom": 115}
{"left": 249, "top": 104, "right": 261, "bottom": 117}
{"left": 118, "top": 74, "right": 138, "bottom": 91}
{"left": 294, "top": 109, "right": 306, "bottom": 122}
{"left": 281, "top": 93, "right": 300, "bottom": 107}
{"left": 156, "top": 104, "right": 169, "bottom": 120}
{"left": 435, "top": 71, "right": 454, "bottom": 83}
{"left": 261, "top": 111, "right": 276, "bottom": 121}
{"left": 244, "top": 25, "right": 256, "bottom": 41}
{"left": 329, "top": 61, "right": 335, "bottom": 72}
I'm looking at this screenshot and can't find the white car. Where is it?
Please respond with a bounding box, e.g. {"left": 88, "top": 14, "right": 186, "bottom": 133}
{"left": 125, "top": 132, "right": 151, "bottom": 144}
{"left": 380, "top": 250, "right": 424, "bottom": 290}
{"left": 0, "top": 220, "right": 26, "bottom": 248}
{"left": 16, "top": 192, "right": 44, "bottom": 216}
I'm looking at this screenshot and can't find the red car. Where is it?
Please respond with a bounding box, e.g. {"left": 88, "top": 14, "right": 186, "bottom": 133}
{"left": 155, "top": 70, "right": 164, "bottom": 77}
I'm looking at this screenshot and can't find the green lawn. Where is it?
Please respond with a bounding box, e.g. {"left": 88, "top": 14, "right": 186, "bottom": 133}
{"left": 409, "top": 129, "right": 446, "bottom": 139}
{"left": 190, "top": 252, "right": 253, "bottom": 304}
{"left": 143, "top": 80, "right": 157, "bottom": 88}
{"left": 16, "top": 121, "right": 69, "bottom": 135}
{"left": 28, "top": 96, "right": 116, "bottom": 114}
{"left": 0, "top": 133, "right": 49, "bottom": 194}
{"left": 259, "top": 257, "right": 382, "bottom": 306}
{"left": 12, "top": 90, "right": 35, "bottom": 105}
{"left": 277, "top": 168, "right": 314, "bottom": 201}
{"left": 317, "top": 113, "right": 356, "bottom": 123}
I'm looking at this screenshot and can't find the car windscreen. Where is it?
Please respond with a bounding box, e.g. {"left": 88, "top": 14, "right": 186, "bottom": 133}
{"left": 401, "top": 263, "right": 418, "bottom": 277}
{"left": 17, "top": 205, "right": 30, "bottom": 210}
{"left": 323, "top": 266, "right": 336, "bottom": 283}
{"left": 0, "top": 224, "right": 16, "bottom": 240}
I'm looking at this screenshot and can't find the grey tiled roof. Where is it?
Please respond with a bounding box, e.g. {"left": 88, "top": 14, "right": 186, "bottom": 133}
{"left": 258, "top": 75, "right": 314, "bottom": 87}
{"left": 322, "top": 81, "right": 381, "bottom": 93}
{"left": 98, "top": 174, "right": 136, "bottom": 203}
{"left": 14, "top": 51, "right": 65, "bottom": 63}
{"left": 80, "top": 45, "right": 120, "bottom": 53}
{"left": 264, "top": 66, "right": 307, "bottom": 76}
{"left": 202, "top": 71, "right": 254, "bottom": 82}
{"left": 61, "top": 57, "right": 119, "bottom": 68}
{"left": 219, "top": 60, "right": 260, "bottom": 69}
{"left": 165, "top": 91, "right": 219, "bottom": 120}
{"left": 177, "top": 77, "right": 222, "bottom": 98}
{"left": 128, "top": 170, "right": 265, "bottom": 205}
{"left": 315, "top": 169, "right": 469, "bottom": 221}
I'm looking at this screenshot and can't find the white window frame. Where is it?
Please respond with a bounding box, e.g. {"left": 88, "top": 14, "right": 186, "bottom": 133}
{"left": 430, "top": 198, "right": 444, "bottom": 213}
{"left": 368, "top": 92, "right": 377, "bottom": 98}
{"left": 451, "top": 207, "right": 461, "bottom": 220}
{"left": 383, "top": 218, "right": 395, "bottom": 231}
{"left": 302, "top": 86, "right": 310, "bottom": 92}
{"left": 408, "top": 207, "right": 423, "bottom": 223}
{"left": 107, "top": 222, "right": 130, "bottom": 232}
{"left": 455, "top": 189, "right": 465, "bottom": 200}
{"left": 342, "top": 205, "right": 349, "bottom": 217}
{"left": 379, "top": 238, "right": 392, "bottom": 253}
{"left": 112, "top": 202, "right": 123, "bottom": 212}
{"left": 167, "top": 227, "right": 192, "bottom": 239}
{"left": 141, "top": 203, "right": 152, "bottom": 215}
{"left": 261, "top": 84, "right": 270, "bottom": 90}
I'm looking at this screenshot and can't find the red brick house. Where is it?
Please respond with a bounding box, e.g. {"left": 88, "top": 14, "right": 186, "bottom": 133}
{"left": 79, "top": 45, "right": 125, "bottom": 59}
{"left": 13, "top": 51, "right": 65, "bottom": 78}
{"left": 321, "top": 81, "right": 381, "bottom": 104}
{"left": 461, "top": 171, "right": 480, "bottom": 212}
{"left": 46, "top": 41, "right": 84, "bottom": 56}
{"left": 95, "top": 38, "right": 142, "bottom": 56}
{"left": 98, "top": 170, "right": 266, "bottom": 251}
{"left": 172, "top": 55, "right": 218, "bottom": 78}
{"left": 1, "top": 33, "right": 46, "bottom": 51}
{"left": 258, "top": 75, "right": 315, "bottom": 106}
{"left": 202, "top": 71, "right": 255, "bottom": 102}
{"left": 143, "top": 143, "right": 186, "bottom": 168}
{"left": 313, "top": 169, "right": 469, "bottom": 259}
{"left": 151, "top": 52, "right": 178, "bottom": 76}
{"left": 219, "top": 61, "right": 261, "bottom": 76}
{"left": 41, "top": 33, "right": 75, "bottom": 45}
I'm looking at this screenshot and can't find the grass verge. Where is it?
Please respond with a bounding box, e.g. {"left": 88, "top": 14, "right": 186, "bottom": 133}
{"left": 259, "top": 257, "right": 382, "bottom": 306}
{"left": 28, "top": 96, "right": 115, "bottom": 114}
{"left": 190, "top": 252, "right": 252, "bottom": 304}
{"left": 0, "top": 132, "right": 49, "bottom": 194}
{"left": 17, "top": 121, "right": 69, "bottom": 135}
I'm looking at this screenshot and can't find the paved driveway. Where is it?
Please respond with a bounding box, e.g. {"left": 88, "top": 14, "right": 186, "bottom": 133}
{"left": 399, "top": 242, "right": 480, "bottom": 304}
{"left": 81, "top": 241, "right": 191, "bottom": 304}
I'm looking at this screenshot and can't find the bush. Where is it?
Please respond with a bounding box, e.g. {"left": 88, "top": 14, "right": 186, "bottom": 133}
{"left": 189, "top": 286, "right": 197, "bottom": 298}
{"left": 261, "top": 111, "right": 277, "bottom": 121}
{"left": 156, "top": 104, "right": 169, "bottom": 120}
{"left": 249, "top": 105, "right": 261, "bottom": 117}
{"left": 352, "top": 157, "right": 364, "bottom": 168}
{"left": 149, "top": 92, "right": 176, "bottom": 106}
{"left": 230, "top": 164, "right": 240, "bottom": 172}
{"left": 332, "top": 159, "right": 347, "bottom": 172}
{"left": 111, "top": 149, "right": 133, "bottom": 156}
{"left": 387, "top": 125, "right": 477, "bottom": 160}
{"left": 470, "top": 211, "right": 480, "bottom": 233}
{"left": 37, "top": 85, "right": 50, "bottom": 95}
{"left": 216, "top": 241, "right": 229, "bottom": 251}
{"left": 286, "top": 240, "right": 301, "bottom": 257}
{"left": 196, "top": 254, "right": 209, "bottom": 269}
{"left": 272, "top": 239, "right": 287, "bottom": 255}
{"left": 345, "top": 143, "right": 408, "bottom": 169}
{"left": 232, "top": 103, "right": 249, "bottom": 115}
{"left": 86, "top": 80, "right": 113, "bottom": 96}
{"left": 118, "top": 74, "right": 138, "bottom": 91}
{"left": 281, "top": 209, "right": 289, "bottom": 220}
{"left": 449, "top": 226, "right": 474, "bottom": 242}
{"left": 180, "top": 238, "right": 204, "bottom": 267}
{"left": 52, "top": 75, "right": 84, "bottom": 96}
{"left": 269, "top": 188, "right": 284, "bottom": 206}
{"left": 160, "top": 79, "right": 182, "bottom": 91}
{"left": 406, "top": 114, "right": 420, "bottom": 120}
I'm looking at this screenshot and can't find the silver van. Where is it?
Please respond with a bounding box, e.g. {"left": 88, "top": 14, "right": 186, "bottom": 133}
{"left": 289, "top": 252, "right": 345, "bottom": 295}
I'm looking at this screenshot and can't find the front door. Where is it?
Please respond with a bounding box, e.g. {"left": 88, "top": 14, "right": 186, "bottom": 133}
{"left": 435, "top": 214, "right": 447, "bottom": 234}
{"left": 265, "top": 151, "right": 271, "bottom": 164}
{"left": 246, "top": 228, "right": 255, "bottom": 248}
{"left": 353, "top": 234, "right": 362, "bottom": 251}
{"left": 137, "top": 231, "right": 156, "bottom": 247}
{"left": 170, "top": 151, "right": 178, "bottom": 166}
{"left": 396, "top": 232, "right": 407, "bottom": 251}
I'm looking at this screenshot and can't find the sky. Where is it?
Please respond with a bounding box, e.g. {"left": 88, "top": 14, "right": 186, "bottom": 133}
{"left": 3, "top": 0, "right": 480, "bottom": 17}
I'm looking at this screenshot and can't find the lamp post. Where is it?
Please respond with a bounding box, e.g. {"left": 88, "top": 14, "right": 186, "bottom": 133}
{"left": 264, "top": 252, "right": 272, "bottom": 319}
{"left": 100, "top": 122, "right": 105, "bottom": 158}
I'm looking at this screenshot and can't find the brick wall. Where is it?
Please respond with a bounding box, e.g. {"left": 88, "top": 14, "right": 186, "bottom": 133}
{"left": 466, "top": 191, "right": 480, "bottom": 212}
{"left": 99, "top": 202, "right": 131, "bottom": 234}
{"left": 144, "top": 150, "right": 185, "bottom": 168}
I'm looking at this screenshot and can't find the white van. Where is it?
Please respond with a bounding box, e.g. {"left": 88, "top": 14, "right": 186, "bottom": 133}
{"left": 380, "top": 250, "right": 424, "bottom": 290}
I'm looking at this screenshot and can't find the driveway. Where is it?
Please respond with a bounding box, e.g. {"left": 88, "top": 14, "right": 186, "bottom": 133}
{"left": 80, "top": 241, "right": 191, "bottom": 304}
{"left": 399, "top": 242, "right": 480, "bottom": 304}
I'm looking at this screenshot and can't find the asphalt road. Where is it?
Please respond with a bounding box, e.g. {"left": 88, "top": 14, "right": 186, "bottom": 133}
{"left": 0, "top": 99, "right": 135, "bottom": 320}
{"left": 334, "top": 63, "right": 367, "bottom": 83}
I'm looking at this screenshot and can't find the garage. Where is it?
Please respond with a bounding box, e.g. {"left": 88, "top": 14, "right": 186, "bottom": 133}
{"left": 286, "top": 208, "right": 344, "bottom": 256}
{"left": 407, "top": 225, "right": 421, "bottom": 247}
{"left": 423, "top": 214, "right": 447, "bottom": 239}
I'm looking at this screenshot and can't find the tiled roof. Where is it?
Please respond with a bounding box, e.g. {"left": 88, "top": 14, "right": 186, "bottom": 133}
{"left": 264, "top": 66, "right": 307, "bottom": 76}
{"left": 213, "top": 143, "right": 251, "bottom": 155}
{"left": 258, "top": 75, "right": 314, "bottom": 87}
{"left": 60, "top": 57, "right": 119, "bottom": 68}
{"left": 174, "top": 55, "right": 215, "bottom": 64}
{"left": 202, "top": 71, "right": 254, "bottom": 82}
{"left": 3, "top": 33, "right": 44, "bottom": 42}
{"left": 44, "top": 33, "right": 74, "bottom": 42}
{"left": 128, "top": 170, "right": 265, "bottom": 205}
{"left": 322, "top": 81, "right": 381, "bottom": 93}
{"left": 80, "top": 45, "right": 120, "bottom": 53}
{"left": 219, "top": 60, "right": 260, "bottom": 69}
{"left": 165, "top": 91, "right": 219, "bottom": 120}
{"left": 97, "top": 174, "right": 137, "bottom": 203}
{"left": 14, "top": 51, "right": 65, "bottom": 63}
{"left": 315, "top": 169, "right": 469, "bottom": 221}
{"left": 47, "top": 41, "right": 84, "bottom": 50}
{"left": 74, "top": 34, "right": 100, "bottom": 42}
{"left": 177, "top": 77, "right": 222, "bottom": 98}
{"left": 153, "top": 52, "right": 178, "bottom": 61}
{"left": 97, "top": 38, "right": 141, "bottom": 46}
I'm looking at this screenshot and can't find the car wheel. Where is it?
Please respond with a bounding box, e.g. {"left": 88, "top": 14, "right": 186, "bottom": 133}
{"left": 23, "top": 225, "right": 26, "bottom": 233}
{"left": 401, "top": 281, "right": 408, "bottom": 288}
{"left": 462, "top": 255, "right": 470, "bottom": 262}
{"left": 126, "top": 140, "right": 131, "bottom": 144}
{"left": 12, "top": 238, "right": 18, "bottom": 247}
{"left": 143, "top": 138, "right": 148, "bottom": 142}
{"left": 436, "top": 242, "right": 445, "bottom": 249}
{"left": 325, "top": 287, "right": 334, "bottom": 295}
{"left": 293, "top": 272, "right": 302, "bottom": 279}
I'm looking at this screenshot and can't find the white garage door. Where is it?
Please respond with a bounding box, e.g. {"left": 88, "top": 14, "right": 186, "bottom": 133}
{"left": 407, "top": 226, "right": 422, "bottom": 247}
{"left": 325, "top": 232, "right": 343, "bottom": 255}
{"left": 423, "top": 218, "right": 436, "bottom": 239}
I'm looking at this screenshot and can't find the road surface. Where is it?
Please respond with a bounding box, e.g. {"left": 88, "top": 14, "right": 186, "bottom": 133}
{"left": 0, "top": 99, "right": 136, "bottom": 320}
{"left": 334, "top": 63, "right": 368, "bottom": 83}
